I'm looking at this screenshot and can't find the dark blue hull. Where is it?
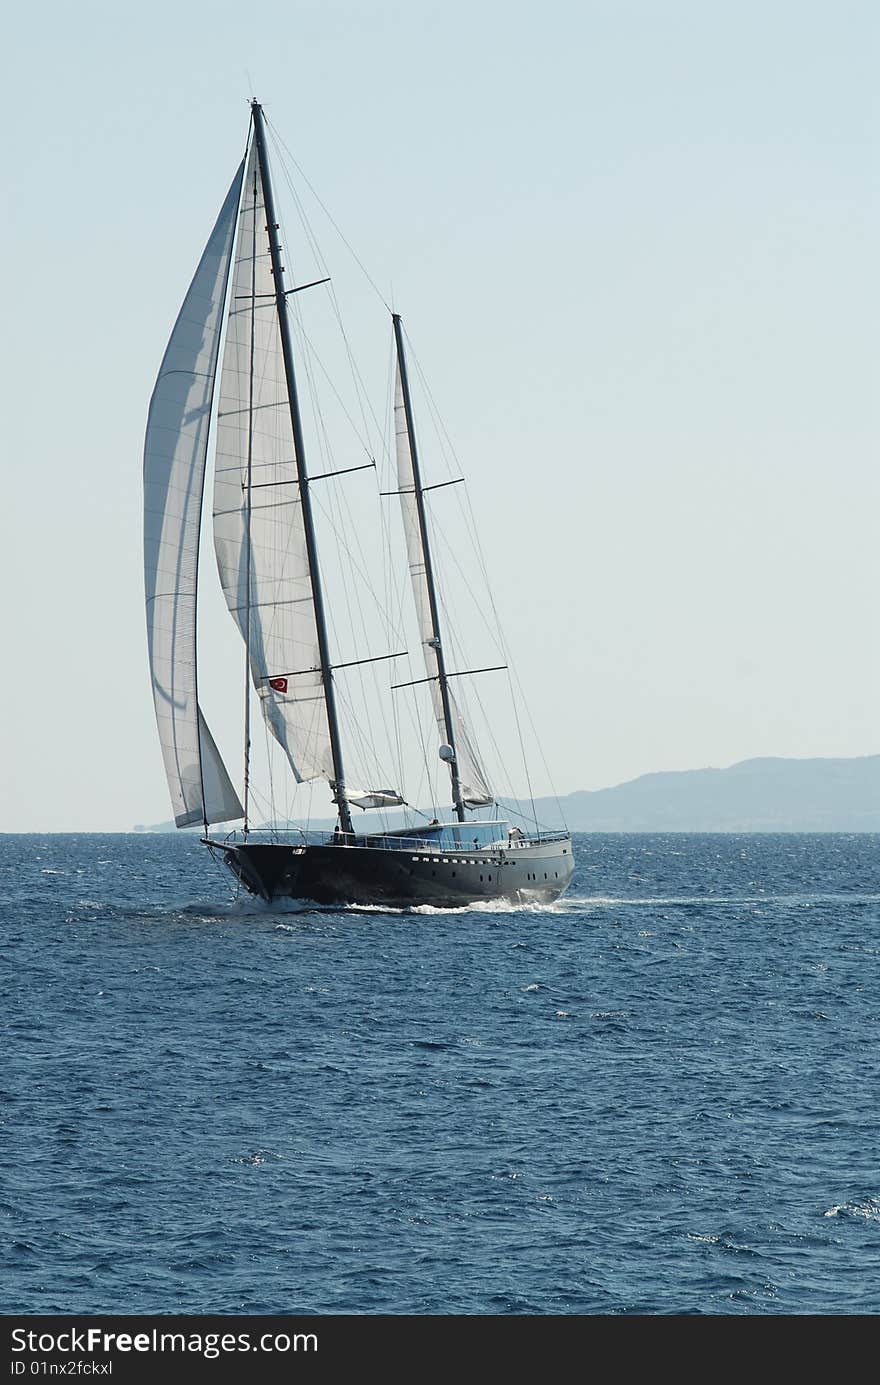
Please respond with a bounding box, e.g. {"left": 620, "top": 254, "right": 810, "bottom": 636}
{"left": 207, "top": 835, "right": 574, "bottom": 907}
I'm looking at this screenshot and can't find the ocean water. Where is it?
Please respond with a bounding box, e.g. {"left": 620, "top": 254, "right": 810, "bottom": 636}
{"left": 2, "top": 831, "right": 879, "bottom": 1315}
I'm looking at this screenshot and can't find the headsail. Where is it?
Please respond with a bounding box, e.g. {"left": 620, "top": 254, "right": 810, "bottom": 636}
{"left": 393, "top": 360, "right": 493, "bottom": 808}
{"left": 212, "top": 140, "right": 334, "bottom": 785}
{"left": 143, "top": 165, "right": 246, "bottom": 829}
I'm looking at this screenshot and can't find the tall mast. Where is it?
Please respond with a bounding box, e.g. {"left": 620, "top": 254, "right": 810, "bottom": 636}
{"left": 241, "top": 159, "right": 258, "bottom": 837}
{"left": 250, "top": 101, "right": 354, "bottom": 836}
{"left": 393, "top": 313, "right": 465, "bottom": 822}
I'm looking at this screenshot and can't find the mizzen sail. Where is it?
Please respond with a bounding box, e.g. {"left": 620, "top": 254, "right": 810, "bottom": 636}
{"left": 393, "top": 363, "right": 493, "bottom": 808}
{"left": 143, "top": 165, "right": 245, "bottom": 829}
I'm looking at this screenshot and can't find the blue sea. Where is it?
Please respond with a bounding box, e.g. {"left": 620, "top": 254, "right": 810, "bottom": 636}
{"left": 2, "top": 832, "right": 879, "bottom": 1315}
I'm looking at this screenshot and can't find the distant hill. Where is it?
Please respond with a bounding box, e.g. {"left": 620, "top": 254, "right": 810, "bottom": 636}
{"left": 517, "top": 755, "right": 880, "bottom": 832}
{"left": 136, "top": 754, "right": 880, "bottom": 834}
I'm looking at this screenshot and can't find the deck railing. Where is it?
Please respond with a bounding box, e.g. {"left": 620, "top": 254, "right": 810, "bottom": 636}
{"left": 215, "top": 825, "right": 570, "bottom": 853}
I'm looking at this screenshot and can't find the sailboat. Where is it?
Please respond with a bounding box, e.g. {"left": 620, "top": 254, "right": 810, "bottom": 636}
{"left": 143, "top": 101, "right": 574, "bottom": 907}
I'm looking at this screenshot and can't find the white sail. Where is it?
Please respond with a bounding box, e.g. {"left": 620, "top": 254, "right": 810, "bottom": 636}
{"left": 348, "top": 789, "right": 405, "bottom": 811}
{"left": 143, "top": 165, "right": 246, "bottom": 829}
{"left": 213, "top": 143, "right": 334, "bottom": 785}
{"left": 394, "top": 367, "right": 493, "bottom": 807}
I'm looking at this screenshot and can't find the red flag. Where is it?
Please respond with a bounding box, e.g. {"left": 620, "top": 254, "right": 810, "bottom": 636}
{"left": 269, "top": 677, "right": 288, "bottom": 693}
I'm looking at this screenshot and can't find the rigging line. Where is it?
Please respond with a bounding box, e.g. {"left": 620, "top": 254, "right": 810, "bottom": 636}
{"left": 331, "top": 653, "right": 386, "bottom": 791}
{"left": 452, "top": 626, "right": 525, "bottom": 820}
{"left": 344, "top": 389, "right": 421, "bottom": 797}
{"left": 285, "top": 315, "right": 377, "bottom": 699}
{"left": 343, "top": 571, "right": 400, "bottom": 790}
{"left": 402, "top": 432, "right": 514, "bottom": 809}
{"left": 404, "top": 336, "right": 505, "bottom": 608}
{"left": 266, "top": 116, "right": 393, "bottom": 314}
{"left": 405, "top": 333, "right": 466, "bottom": 481}
{"left": 263, "top": 713, "right": 278, "bottom": 837}
{"left": 334, "top": 684, "right": 383, "bottom": 791}
{"left": 293, "top": 345, "right": 397, "bottom": 793}
{"left": 308, "top": 486, "right": 409, "bottom": 649}
{"left": 317, "top": 254, "right": 386, "bottom": 453}
{"left": 393, "top": 329, "right": 512, "bottom": 816}
{"left": 508, "top": 659, "right": 567, "bottom": 827}
{"left": 438, "top": 494, "right": 563, "bottom": 820}
{"left": 268, "top": 131, "right": 383, "bottom": 456}
{"left": 332, "top": 302, "right": 384, "bottom": 463}
{"left": 462, "top": 612, "right": 538, "bottom": 830}
{"left": 431, "top": 524, "right": 505, "bottom": 659}
{"left": 289, "top": 312, "right": 375, "bottom": 459}
{"left": 495, "top": 799, "right": 556, "bottom": 831}
{"left": 398, "top": 328, "right": 461, "bottom": 487}
{"left": 288, "top": 295, "right": 330, "bottom": 479}
{"left": 254, "top": 271, "right": 396, "bottom": 803}
{"left": 234, "top": 369, "right": 304, "bottom": 682}
{"left": 288, "top": 201, "right": 382, "bottom": 461}
{"left": 272, "top": 151, "right": 387, "bottom": 493}
{"left": 292, "top": 333, "right": 365, "bottom": 650}
{"left": 436, "top": 569, "right": 520, "bottom": 812}
{"left": 292, "top": 363, "right": 380, "bottom": 783}
{"left": 207, "top": 840, "right": 241, "bottom": 901}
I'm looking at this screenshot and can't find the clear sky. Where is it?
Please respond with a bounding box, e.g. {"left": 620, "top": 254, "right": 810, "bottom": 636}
{"left": 2, "top": 0, "right": 877, "bottom": 830}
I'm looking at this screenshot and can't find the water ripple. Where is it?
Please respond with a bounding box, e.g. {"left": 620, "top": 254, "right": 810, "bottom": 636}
{"left": 2, "top": 831, "right": 879, "bottom": 1313}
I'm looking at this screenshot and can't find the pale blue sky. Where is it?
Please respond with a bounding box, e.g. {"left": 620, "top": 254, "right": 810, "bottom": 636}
{"left": 2, "top": 0, "right": 876, "bottom": 829}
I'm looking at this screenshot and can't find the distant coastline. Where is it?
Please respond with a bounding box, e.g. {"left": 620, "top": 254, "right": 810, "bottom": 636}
{"left": 134, "top": 753, "right": 880, "bottom": 834}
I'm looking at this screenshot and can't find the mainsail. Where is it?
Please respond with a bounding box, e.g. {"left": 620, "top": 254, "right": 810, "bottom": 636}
{"left": 143, "top": 166, "right": 246, "bottom": 829}
{"left": 393, "top": 362, "right": 493, "bottom": 808}
{"left": 212, "top": 141, "right": 334, "bottom": 785}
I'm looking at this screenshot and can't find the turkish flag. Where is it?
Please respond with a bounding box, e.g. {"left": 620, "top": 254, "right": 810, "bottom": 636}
{"left": 269, "top": 677, "right": 288, "bottom": 693}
